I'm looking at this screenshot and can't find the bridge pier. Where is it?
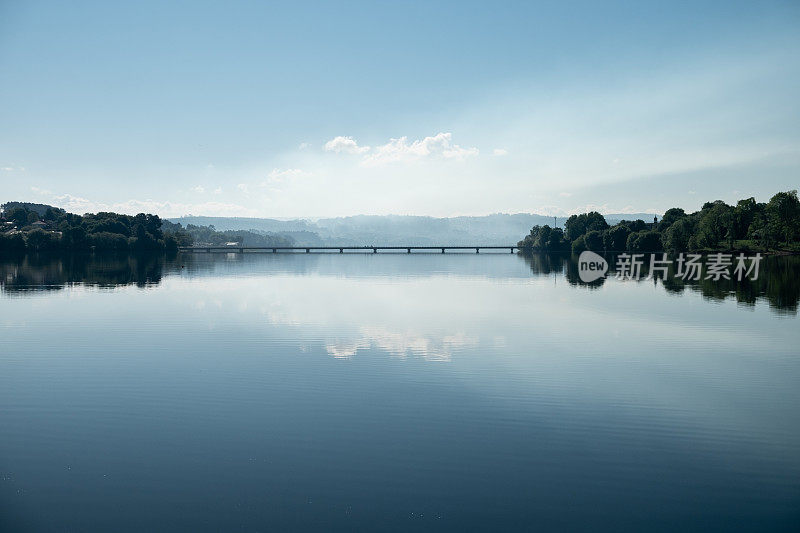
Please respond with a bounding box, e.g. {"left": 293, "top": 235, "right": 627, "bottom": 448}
{"left": 441, "top": 248, "right": 445, "bottom": 254}
{"left": 407, "top": 248, "right": 411, "bottom": 253}
{"left": 510, "top": 247, "right": 514, "bottom": 253}
{"left": 339, "top": 248, "right": 343, "bottom": 253}
{"left": 373, "top": 247, "right": 377, "bottom": 253}
{"left": 306, "top": 248, "right": 310, "bottom": 253}
{"left": 272, "top": 248, "right": 276, "bottom": 253}
{"left": 476, "top": 248, "right": 479, "bottom": 253}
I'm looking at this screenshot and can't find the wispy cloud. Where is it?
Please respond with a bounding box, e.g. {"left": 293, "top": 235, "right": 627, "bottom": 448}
{"left": 493, "top": 148, "right": 508, "bottom": 156}
{"left": 323, "top": 132, "right": 479, "bottom": 166}
{"left": 191, "top": 185, "right": 205, "bottom": 193}
{"left": 324, "top": 136, "right": 370, "bottom": 154}
{"left": 362, "top": 132, "right": 478, "bottom": 166}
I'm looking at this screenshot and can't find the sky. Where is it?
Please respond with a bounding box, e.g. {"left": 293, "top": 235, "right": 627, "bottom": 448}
{"left": 1, "top": 0, "right": 799, "bottom": 218}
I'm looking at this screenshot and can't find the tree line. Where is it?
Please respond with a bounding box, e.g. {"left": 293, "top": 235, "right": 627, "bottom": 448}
{"left": 518, "top": 190, "right": 800, "bottom": 254}
{"left": 0, "top": 202, "right": 293, "bottom": 253}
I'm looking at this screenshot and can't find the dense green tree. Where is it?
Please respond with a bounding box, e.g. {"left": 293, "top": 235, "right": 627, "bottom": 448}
{"left": 602, "top": 225, "right": 632, "bottom": 251}
{"left": 564, "top": 212, "right": 608, "bottom": 241}
{"left": 86, "top": 214, "right": 131, "bottom": 236}
{"left": 747, "top": 212, "right": 770, "bottom": 248}
{"left": 732, "top": 198, "right": 761, "bottom": 240}
{"left": 662, "top": 216, "right": 696, "bottom": 252}
{"left": 766, "top": 190, "right": 800, "bottom": 245}
{"left": 1, "top": 202, "right": 295, "bottom": 253}
{"left": 518, "top": 225, "right": 568, "bottom": 252}
{"left": 62, "top": 226, "right": 90, "bottom": 251}
{"left": 25, "top": 229, "right": 59, "bottom": 251}
{"left": 164, "top": 228, "right": 194, "bottom": 247}
{"left": 521, "top": 189, "right": 800, "bottom": 256}
{"left": 89, "top": 232, "right": 129, "bottom": 251}
{"left": 694, "top": 202, "right": 733, "bottom": 249}
{"left": 616, "top": 219, "right": 648, "bottom": 232}
{"left": 657, "top": 208, "right": 686, "bottom": 232}
{"left": 164, "top": 234, "right": 179, "bottom": 253}
{"left": 0, "top": 233, "right": 26, "bottom": 253}
{"left": 9, "top": 208, "right": 31, "bottom": 227}
{"left": 626, "top": 230, "right": 663, "bottom": 252}
{"left": 584, "top": 230, "right": 604, "bottom": 251}
{"left": 571, "top": 235, "right": 587, "bottom": 253}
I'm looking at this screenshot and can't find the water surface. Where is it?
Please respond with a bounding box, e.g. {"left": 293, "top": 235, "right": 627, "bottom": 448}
{"left": 1, "top": 253, "right": 799, "bottom": 532}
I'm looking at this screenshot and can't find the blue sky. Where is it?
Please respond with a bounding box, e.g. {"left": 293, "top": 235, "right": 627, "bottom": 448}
{"left": 1, "top": 0, "right": 799, "bottom": 218}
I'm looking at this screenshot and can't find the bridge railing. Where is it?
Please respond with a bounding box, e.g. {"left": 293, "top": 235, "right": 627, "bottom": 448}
{"left": 179, "top": 245, "right": 519, "bottom": 254}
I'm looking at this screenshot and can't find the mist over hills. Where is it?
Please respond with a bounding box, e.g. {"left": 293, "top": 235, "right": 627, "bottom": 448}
{"left": 169, "top": 213, "right": 658, "bottom": 246}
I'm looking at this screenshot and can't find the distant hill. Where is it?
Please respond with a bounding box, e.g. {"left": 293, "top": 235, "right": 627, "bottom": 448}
{"left": 169, "top": 212, "right": 658, "bottom": 246}
{"left": 170, "top": 214, "right": 560, "bottom": 246}
{"left": 171, "top": 216, "right": 318, "bottom": 233}
{"left": 1, "top": 201, "right": 65, "bottom": 217}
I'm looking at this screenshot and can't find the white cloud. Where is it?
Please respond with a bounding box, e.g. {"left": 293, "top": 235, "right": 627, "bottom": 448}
{"left": 362, "top": 132, "right": 478, "bottom": 166}
{"left": 53, "top": 194, "right": 97, "bottom": 213}
{"left": 324, "top": 136, "right": 370, "bottom": 154}
{"left": 237, "top": 183, "right": 249, "bottom": 193}
{"left": 213, "top": 187, "right": 222, "bottom": 194}
{"left": 324, "top": 132, "right": 478, "bottom": 165}
{"left": 1, "top": 166, "right": 24, "bottom": 172}
{"left": 191, "top": 185, "right": 205, "bottom": 193}
{"left": 558, "top": 192, "right": 572, "bottom": 197}
{"left": 30, "top": 186, "right": 53, "bottom": 195}
{"left": 298, "top": 142, "right": 310, "bottom": 150}
{"left": 493, "top": 148, "right": 508, "bottom": 156}
{"left": 119, "top": 200, "right": 259, "bottom": 218}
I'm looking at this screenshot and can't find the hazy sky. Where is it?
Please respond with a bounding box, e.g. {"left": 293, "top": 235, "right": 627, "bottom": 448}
{"left": 1, "top": 0, "right": 799, "bottom": 218}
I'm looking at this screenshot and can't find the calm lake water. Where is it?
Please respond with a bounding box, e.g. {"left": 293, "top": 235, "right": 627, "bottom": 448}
{"left": 1, "top": 252, "right": 799, "bottom": 532}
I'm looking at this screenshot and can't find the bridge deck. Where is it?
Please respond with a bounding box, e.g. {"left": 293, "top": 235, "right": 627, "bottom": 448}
{"left": 179, "top": 246, "right": 518, "bottom": 254}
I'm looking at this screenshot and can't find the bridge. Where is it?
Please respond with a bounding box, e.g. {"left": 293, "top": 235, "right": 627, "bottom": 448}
{"left": 179, "top": 245, "right": 519, "bottom": 254}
